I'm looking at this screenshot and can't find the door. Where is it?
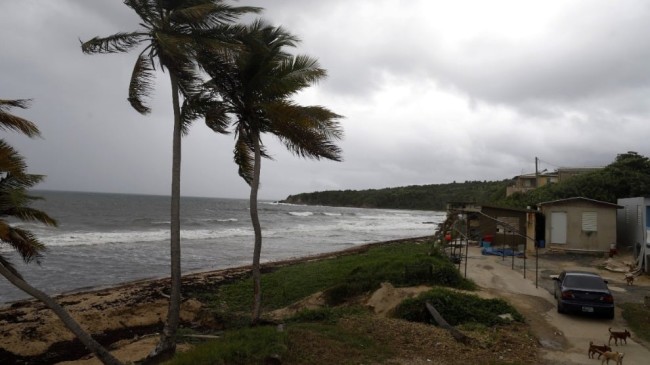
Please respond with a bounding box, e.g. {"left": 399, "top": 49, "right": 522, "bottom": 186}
{"left": 551, "top": 212, "right": 567, "bottom": 244}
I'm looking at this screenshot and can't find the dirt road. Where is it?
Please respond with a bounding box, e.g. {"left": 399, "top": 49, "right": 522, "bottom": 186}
{"left": 463, "top": 246, "right": 649, "bottom": 365}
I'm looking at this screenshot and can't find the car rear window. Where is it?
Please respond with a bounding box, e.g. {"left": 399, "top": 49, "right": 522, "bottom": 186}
{"left": 564, "top": 275, "right": 607, "bottom": 289}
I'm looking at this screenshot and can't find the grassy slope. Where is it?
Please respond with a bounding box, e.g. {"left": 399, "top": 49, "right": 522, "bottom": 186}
{"left": 167, "top": 240, "right": 539, "bottom": 365}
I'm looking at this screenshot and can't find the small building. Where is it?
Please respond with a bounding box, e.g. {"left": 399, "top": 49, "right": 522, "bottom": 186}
{"left": 506, "top": 172, "right": 558, "bottom": 197}
{"left": 506, "top": 167, "right": 601, "bottom": 197}
{"left": 616, "top": 197, "right": 650, "bottom": 273}
{"left": 446, "top": 202, "right": 539, "bottom": 253}
{"left": 538, "top": 197, "right": 621, "bottom": 253}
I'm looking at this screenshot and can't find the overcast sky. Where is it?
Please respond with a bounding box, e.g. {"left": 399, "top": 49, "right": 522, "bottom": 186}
{"left": 2, "top": 0, "right": 650, "bottom": 200}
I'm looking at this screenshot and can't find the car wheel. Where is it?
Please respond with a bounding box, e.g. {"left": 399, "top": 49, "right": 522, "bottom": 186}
{"left": 606, "top": 310, "right": 614, "bottom": 320}
{"left": 556, "top": 300, "right": 564, "bottom": 314}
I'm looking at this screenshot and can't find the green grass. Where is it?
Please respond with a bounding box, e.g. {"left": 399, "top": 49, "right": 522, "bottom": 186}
{"left": 208, "top": 240, "right": 475, "bottom": 321}
{"left": 621, "top": 302, "right": 650, "bottom": 343}
{"left": 166, "top": 326, "right": 287, "bottom": 365}
{"left": 167, "top": 239, "right": 534, "bottom": 364}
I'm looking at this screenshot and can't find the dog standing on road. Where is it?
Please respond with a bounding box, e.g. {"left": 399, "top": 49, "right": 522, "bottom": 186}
{"left": 600, "top": 351, "right": 624, "bottom": 365}
{"left": 588, "top": 341, "right": 612, "bottom": 359}
{"left": 608, "top": 328, "right": 631, "bottom": 345}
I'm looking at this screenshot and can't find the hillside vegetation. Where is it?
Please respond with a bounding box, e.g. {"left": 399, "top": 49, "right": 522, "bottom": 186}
{"left": 282, "top": 152, "right": 650, "bottom": 210}
{"left": 282, "top": 180, "right": 510, "bottom": 210}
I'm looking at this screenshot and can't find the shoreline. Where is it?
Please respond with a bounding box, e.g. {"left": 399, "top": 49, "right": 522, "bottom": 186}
{"left": 0, "top": 236, "right": 432, "bottom": 364}
{"left": 1, "top": 235, "right": 433, "bottom": 310}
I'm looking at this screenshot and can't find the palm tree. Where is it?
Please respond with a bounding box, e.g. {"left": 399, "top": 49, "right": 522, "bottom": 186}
{"left": 80, "top": 0, "right": 261, "bottom": 359}
{"left": 0, "top": 99, "right": 123, "bottom": 365}
{"left": 199, "top": 20, "right": 343, "bottom": 324}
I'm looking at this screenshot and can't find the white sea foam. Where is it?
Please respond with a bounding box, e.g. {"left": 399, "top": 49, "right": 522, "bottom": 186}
{"left": 40, "top": 227, "right": 254, "bottom": 247}
{"left": 287, "top": 211, "right": 313, "bottom": 217}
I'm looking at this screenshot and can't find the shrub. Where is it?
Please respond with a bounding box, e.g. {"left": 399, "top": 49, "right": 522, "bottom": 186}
{"left": 289, "top": 306, "right": 367, "bottom": 324}
{"left": 168, "top": 326, "right": 287, "bottom": 365}
{"left": 431, "top": 264, "right": 476, "bottom": 290}
{"left": 393, "top": 287, "right": 523, "bottom": 327}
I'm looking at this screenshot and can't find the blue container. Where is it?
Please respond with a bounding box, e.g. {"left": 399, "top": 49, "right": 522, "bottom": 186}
{"left": 537, "top": 240, "right": 545, "bottom": 248}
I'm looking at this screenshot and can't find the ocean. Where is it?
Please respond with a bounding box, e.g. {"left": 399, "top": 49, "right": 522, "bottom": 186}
{"left": 0, "top": 191, "right": 445, "bottom": 304}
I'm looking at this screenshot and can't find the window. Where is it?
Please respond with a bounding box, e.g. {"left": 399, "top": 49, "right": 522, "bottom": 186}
{"left": 582, "top": 211, "right": 597, "bottom": 232}
{"left": 497, "top": 216, "right": 519, "bottom": 234}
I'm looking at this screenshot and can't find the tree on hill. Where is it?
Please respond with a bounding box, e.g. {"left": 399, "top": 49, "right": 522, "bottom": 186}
{"left": 283, "top": 152, "right": 650, "bottom": 211}
{"left": 504, "top": 151, "right": 650, "bottom": 208}
{"left": 283, "top": 180, "right": 510, "bottom": 211}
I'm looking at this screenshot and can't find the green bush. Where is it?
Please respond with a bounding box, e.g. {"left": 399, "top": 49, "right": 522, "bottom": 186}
{"left": 431, "top": 264, "right": 476, "bottom": 290}
{"left": 289, "top": 306, "right": 367, "bottom": 324}
{"left": 323, "top": 257, "right": 475, "bottom": 305}
{"left": 323, "top": 265, "right": 385, "bottom": 305}
{"left": 167, "top": 326, "right": 287, "bottom": 365}
{"left": 393, "top": 287, "right": 523, "bottom": 327}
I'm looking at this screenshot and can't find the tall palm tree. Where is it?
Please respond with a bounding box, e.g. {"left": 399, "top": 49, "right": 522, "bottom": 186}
{"left": 200, "top": 20, "right": 343, "bottom": 324}
{"left": 0, "top": 99, "right": 123, "bottom": 365}
{"left": 80, "top": 0, "right": 261, "bottom": 358}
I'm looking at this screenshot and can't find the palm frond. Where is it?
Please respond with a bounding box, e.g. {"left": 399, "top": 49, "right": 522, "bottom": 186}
{"left": 171, "top": 2, "right": 262, "bottom": 29}
{"left": 0, "top": 99, "right": 30, "bottom": 110}
{"left": 271, "top": 55, "right": 326, "bottom": 97}
{"left": 204, "top": 105, "right": 231, "bottom": 133}
{"left": 5, "top": 207, "right": 57, "bottom": 226}
{"left": 233, "top": 132, "right": 255, "bottom": 185}
{"left": 123, "top": 0, "right": 161, "bottom": 26}
{"left": 0, "top": 223, "right": 45, "bottom": 264}
{"left": 172, "top": 61, "right": 203, "bottom": 98}
{"left": 81, "top": 32, "right": 147, "bottom": 54}
{"left": 181, "top": 92, "right": 232, "bottom": 134}
{"left": 265, "top": 102, "right": 343, "bottom": 161}
{"left": 0, "top": 140, "right": 28, "bottom": 175}
{"left": 0, "top": 99, "right": 41, "bottom": 138}
{"left": 0, "top": 172, "right": 44, "bottom": 193}
{"left": 128, "top": 54, "right": 156, "bottom": 114}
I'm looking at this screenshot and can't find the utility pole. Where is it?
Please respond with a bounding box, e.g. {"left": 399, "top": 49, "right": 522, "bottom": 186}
{"left": 535, "top": 156, "right": 539, "bottom": 188}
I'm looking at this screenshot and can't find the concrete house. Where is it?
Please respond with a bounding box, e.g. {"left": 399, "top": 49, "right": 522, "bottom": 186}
{"left": 538, "top": 197, "right": 621, "bottom": 253}
{"left": 506, "top": 167, "right": 601, "bottom": 197}
{"left": 616, "top": 197, "right": 650, "bottom": 273}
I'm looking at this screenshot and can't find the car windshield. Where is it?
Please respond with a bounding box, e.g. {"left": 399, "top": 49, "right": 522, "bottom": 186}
{"left": 564, "top": 274, "right": 607, "bottom": 290}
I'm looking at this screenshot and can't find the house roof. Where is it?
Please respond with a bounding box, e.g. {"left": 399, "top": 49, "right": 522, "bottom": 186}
{"left": 447, "top": 202, "right": 534, "bottom": 213}
{"left": 538, "top": 197, "right": 622, "bottom": 209}
{"left": 514, "top": 172, "right": 559, "bottom": 179}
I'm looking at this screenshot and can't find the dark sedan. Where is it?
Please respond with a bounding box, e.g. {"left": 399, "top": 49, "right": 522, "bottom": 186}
{"left": 553, "top": 270, "right": 615, "bottom": 319}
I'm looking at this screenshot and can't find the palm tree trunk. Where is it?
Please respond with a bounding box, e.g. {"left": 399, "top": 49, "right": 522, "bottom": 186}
{"left": 0, "top": 263, "right": 123, "bottom": 365}
{"left": 250, "top": 133, "right": 263, "bottom": 325}
{"left": 149, "top": 73, "right": 183, "bottom": 360}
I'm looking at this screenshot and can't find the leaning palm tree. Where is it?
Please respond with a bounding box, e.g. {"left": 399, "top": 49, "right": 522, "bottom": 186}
{"left": 199, "top": 20, "right": 343, "bottom": 324}
{"left": 0, "top": 99, "right": 123, "bottom": 365}
{"left": 80, "top": 0, "right": 261, "bottom": 359}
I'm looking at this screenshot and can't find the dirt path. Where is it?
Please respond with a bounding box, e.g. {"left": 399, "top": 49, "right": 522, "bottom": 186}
{"left": 464, "top": 246, "right": 649, "bottom": 364}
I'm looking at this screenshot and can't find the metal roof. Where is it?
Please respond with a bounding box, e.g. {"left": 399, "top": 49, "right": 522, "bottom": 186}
{"left": 538, "top": 197, "right": 622, "bottom": 208}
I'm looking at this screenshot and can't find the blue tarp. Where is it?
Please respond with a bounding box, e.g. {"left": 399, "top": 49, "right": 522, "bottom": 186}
{"left": 481, "top": 247, "right": 525, "bottom": 257}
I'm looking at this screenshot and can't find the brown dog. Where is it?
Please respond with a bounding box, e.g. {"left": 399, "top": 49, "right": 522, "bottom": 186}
{"left": 588, "top": 341, "right": 612, "bottom": 358}
{"left": 608, "top": 328, "right": 631, "bottom": 345}
{"left": 624, "top": 274, "right": 634, "bottom": 286}
{"left": 600, "top": 351, "right": 624, "bottom": 364}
